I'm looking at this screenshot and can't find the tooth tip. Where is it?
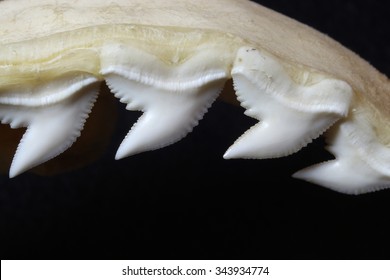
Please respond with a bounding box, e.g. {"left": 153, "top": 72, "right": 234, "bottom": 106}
{"left": 9, "top": 162, "right": 25, "bottom": 178}
{"left": 292, "top": 161, "right": 337, "bottom": 187}
{"left": 223, "top": 147, "right": 245, "bottom": 159}
{"left": 115, "top": 145, "right": 140, "bottom": 160}
{"left": 224, "top": 139, "right": 264, "bottom": 159}
{"left": 115, "top": 150, "right": 128, "bottom": 161}
{"left": 115, "top": 152, "right": 127, "bottom": 161}
{"left": 9, "top": 173, "right": 19, "bottom": 179}
{"left": 223, "top": 150, "right": 233, "bottom": 159}
{"left": 223, "top": 148, "right": 236, "bottom": 160}
{"left": 292, "top": 169, "right": 309, "bottom": 180}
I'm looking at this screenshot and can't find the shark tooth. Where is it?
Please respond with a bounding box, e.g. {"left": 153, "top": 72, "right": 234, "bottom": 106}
{"left": 293, "top": 159, "right": 389, "bottom": 195}
{"left": 101, "top": 43, "right": 231, "bottom": 160}
{"left": 0, "top": 0, "right": 388, "bottom": 194}
{"left": 224, "top": 47, "right": 352, "bottom": 159}
{"left": 294, "top": 117, "right": 390, "bottom": 194}
{"left": 105, "top": 72, "right": 224, "bottom": 159}
{"left": 0, "top": 78, "right": 99, "bottom": 177}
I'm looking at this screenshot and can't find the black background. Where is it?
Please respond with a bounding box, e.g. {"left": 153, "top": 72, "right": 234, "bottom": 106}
{"left": 1, "top": 0, "right": 389, "bottom": 259}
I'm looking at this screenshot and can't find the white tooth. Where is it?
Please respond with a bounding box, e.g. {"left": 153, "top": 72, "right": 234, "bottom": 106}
{"left": 294, "top": 120, "right": 390, "bottom": 194}
{"left": 292, "top": 159, "right": 390, "bottom": 195}
{"left": 225, "top": 47, "right": 352, "bottom": 159}
{"left": 224, "top": 74, "right": 338, "bottom": 158}
{"left": 100, "top": 42, "right": 234, "bottom": 159}
{"left": 105, "top": 73, "right": 224, "bottom": 159}
{"left": 0, "top": 82, "right": 99, "bottom": 178}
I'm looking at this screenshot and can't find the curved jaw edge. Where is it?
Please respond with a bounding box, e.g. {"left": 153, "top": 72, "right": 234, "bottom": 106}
{"left": 0, "top": 82, "right": 99, "bottom": 178}
{"left": 104, "top": 72, "right": 225, "bottom": 159}
{"left": 293, "top": 120, "right": 390, "bottom": 195}
{"left": 224, "top": 47, "right": 352, "bottom": 160}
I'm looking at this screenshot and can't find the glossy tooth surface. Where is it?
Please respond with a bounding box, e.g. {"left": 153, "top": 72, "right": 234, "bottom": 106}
{"left": 105, "top": 72, "right": 224, "bottom": 159}
{"left": 0, "top": 80, "right": 99, "bottom": 177}
{"left": 294, "top": 122, "right": 390, "bottom": 194}
{"left": 100, "top": 42, "right": 232, "bottom": 160}
{"left": 224, "top": 47, "right": 352, "bottom": 159}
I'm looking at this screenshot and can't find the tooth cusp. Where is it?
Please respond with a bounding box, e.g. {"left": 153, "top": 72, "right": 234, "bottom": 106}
{"left": 293, "top": 159, "right": 390, "bottom": 195}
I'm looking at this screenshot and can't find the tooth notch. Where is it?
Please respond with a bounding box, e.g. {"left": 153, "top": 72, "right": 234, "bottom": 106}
{"left": 225, "top": 47, "right": 352, "bottom": 159}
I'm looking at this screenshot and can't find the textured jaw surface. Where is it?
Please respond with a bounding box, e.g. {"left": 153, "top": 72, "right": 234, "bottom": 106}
{"left": 1, "top": 42, "right": 388, "bottom": 195}
{"left": 0, "top": 39, "right": 388, "bottom": 195}
{"left": 0, "top": 0, "right": 388, "bottom": 195}
{"left": 0, "top": 25, "right": 238, "bottom": 178}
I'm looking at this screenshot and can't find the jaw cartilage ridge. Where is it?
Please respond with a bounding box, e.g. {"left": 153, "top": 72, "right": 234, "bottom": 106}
{"left": 0, "top": 82, "right": 99, "bottom": 178}
{"left": 224, "top": 47, "right": 353, "bottom": 160}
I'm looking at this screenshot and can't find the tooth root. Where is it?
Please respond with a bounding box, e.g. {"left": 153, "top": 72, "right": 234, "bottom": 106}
{"left": 105, "top": 73, "right": 224, "bottom": 159}
{"left": 225, "top": 47, "right": 352, "bottom": 159}
{"left": 6, "top": 84, "right": 99, "bottom": 178}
